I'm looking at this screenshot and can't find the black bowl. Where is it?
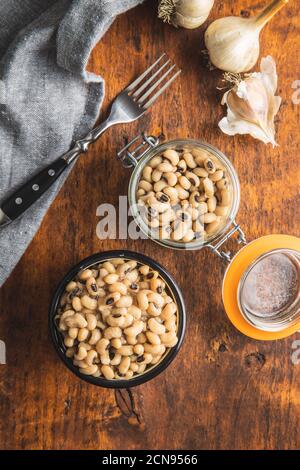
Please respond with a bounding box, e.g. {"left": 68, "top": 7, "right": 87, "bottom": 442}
{"left": 49, "top": 250, "right": 186, "bottom": 388}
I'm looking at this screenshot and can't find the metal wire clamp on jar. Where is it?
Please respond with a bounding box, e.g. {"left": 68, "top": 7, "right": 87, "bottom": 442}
{"left": 117, "top": 133, "right": 300, "bottom": 340}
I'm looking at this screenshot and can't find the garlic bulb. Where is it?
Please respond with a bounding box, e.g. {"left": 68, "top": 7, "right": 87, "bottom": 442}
{"left": 204, "top": 0, "right": 288, "bottom": 73}
{"left": 218, "top": 56, "right": 281, "bottom": 146}
{"left": 158, "top": 0, "right": 214, "bottom": 29}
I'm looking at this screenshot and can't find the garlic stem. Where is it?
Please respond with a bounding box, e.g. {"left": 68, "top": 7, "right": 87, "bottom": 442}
{"left": 254, "top": 0, "right": 288, "bottom": 29}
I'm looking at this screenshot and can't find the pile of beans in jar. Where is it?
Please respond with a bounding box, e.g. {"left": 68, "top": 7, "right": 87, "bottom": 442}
{"left": 136, "top": 146, "right": 232, "bottom": 243}
{"left": 56, "top": 259, "right": 179, "bottom": 380}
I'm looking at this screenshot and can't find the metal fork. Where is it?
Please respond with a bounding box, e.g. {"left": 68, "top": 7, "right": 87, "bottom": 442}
{"left": 0, "top": 54, "right": 181, "bottom": 227}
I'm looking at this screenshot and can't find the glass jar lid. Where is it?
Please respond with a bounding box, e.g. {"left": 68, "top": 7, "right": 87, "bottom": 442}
{"left": 222, "top": 235, "right": 300, "bottom": 340}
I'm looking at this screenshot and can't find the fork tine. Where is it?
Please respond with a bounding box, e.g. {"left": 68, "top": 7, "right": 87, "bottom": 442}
{"left": 132, "top": 59, "right": 171, "bottom": 98}
{"left": 125, "top": 54, "right": 166, "bottom": 92}
{"left": 142, "top": 70, "right": 181, "bottom": 110}
{"left": 137, "top": 64, "right": 176, "bottom": 105}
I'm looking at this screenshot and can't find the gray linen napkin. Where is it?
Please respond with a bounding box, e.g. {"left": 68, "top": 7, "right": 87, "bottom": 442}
{"left": 0, "top": 0, "right": 144, "bottom": 287}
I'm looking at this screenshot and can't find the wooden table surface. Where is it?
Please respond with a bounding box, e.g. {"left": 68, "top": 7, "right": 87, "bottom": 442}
{"left": 0, "top": 0, "right": 299, "bottom": 450}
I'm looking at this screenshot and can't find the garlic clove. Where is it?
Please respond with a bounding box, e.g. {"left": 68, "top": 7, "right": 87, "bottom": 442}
{"left": 158, "top": 0, "right": 215, "bottom": 29}
{"left": 218, "top": 56, "right": 281, "bottom": 146}
{"left": 204, "top": 0, "right": 288, "bottom": 73}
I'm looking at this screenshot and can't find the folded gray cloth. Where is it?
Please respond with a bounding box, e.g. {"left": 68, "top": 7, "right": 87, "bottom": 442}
{"left": 0, "top": 0, "right": 144, "bottom": 287}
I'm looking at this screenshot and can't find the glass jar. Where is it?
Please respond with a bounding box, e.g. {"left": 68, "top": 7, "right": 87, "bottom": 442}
{"left": 128, "top": 138, "right": 241, "bottom": 251}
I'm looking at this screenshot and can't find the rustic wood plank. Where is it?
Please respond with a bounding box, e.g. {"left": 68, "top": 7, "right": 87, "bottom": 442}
{"left": 0, "top": 0, "right": 299, "bottom": 450}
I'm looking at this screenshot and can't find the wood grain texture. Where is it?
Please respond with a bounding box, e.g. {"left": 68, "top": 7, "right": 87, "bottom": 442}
{"left": 0, "top": 0, "right": 299, "bottom": 450}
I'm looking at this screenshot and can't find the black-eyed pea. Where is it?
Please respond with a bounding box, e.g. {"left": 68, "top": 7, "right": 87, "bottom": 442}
{"left": 204, "top": 157, "right": 216, "bottom": 174}
{"left": 137, "top": 332, "right": 147, "bottom": 344}
{"left": 65, "top": 313, "right": 87, "bottom": 329}
{"left": 175, "top": 184, "right": 189, "bottom": 200}
{"left": 86, "top": 349, "right": 97, "bottom": 366}
{"left": 149, "top": 155, "right": 162, "bottom": 168}
{"left": 157, "top": 161, "right": 175, "bottom": 173}
{"left": 102, "top": 261, "right": 116, "bottom": 274}
{"left": 115, "top": 295, "right": 133, "bottom": 308}
{"left": 122, "top": 314, "right": 134, "bottom": 328}
{"left": 163, "top": 186, "right": 178, "bottom": 203}
{"left": 150, "top": 278, "right": 165, "bottom": 294}
{"left": 209, "top": 169, "right": 223, "bottom": 182}
{"left": 163, "top": 149, "right": 180, "bottom": 166}
{"left": 80, "top": 364, "right": 99, "bottom": 376}
{"left": 146, "top": 331, "right": 161, "bottom": 345}
{"left": 92, "top": 369, "right": 101, "bottom": 378}
{"left": 64, "top": 336, "right": 74, "bottom": 348}
{"left": 79, "top": 269, "right": 92, "bottom": 281}
{"left": 119, "top": 356, "right": 131, "bottom": 375}
{"left": 207, "top": 196, "right": 217, "bottom": 213}
{"left": 68, "top": 327, "right": 78, "bottom": 339}
{"left": 161, "top": 302, "right": 177, "bottom": 321}
{"left": 118, "top": 345, "right": 133, "bottom": 356}
{"left": 143, "top": 343, "right": 163, "bottom": 355}
{"left": 172, "top": 221, "right": 189, "bottom": 241}
{"left": 126, "top": 335, "right": 138, "bottom": 345}
{"left": 137, "top": 188, "right": 146, "bottom": 197}
{"left": 138, "top": 180, "right": 153, "bottom": 192}
{"left": 147, "top": 302, "right": 161, "bottom": 317}
{"left": 108, "top": 282, "right": 127, "bottom": 296}
{"left": 203, "top": 178, "right": 214, "bottom": 198}
{"left": 100, "top": 351, "right": 110, "bottom": 365}
{"left": 75, "top": 346, "right": 88, "bottom": 361}
{"left": 183, "top": 152, "right": 197, "bottom": 169}
{"left": 73, "top": 359, "right": 87, "bottom": 368}
{"left": 133, "top": 344, "right": 144, "bottom": 356}
{"left": 104, "top": 326, "right": 122, "bottom": 340}
{"left": 125, "top": 370, "right": 134, "bottom": 379}
{"left": 164, "top": 315, "right": 177, "bottom": 331}
{"left": 77, "top": 327, "right": 89, "bottom": 342}
{"left": 130, "top": 362, "right": 139, "bottom": 373}
{"left": 186, "top": 171, "right": 200, "bottom": 188}
{"left": 85, "top": 313, "right": 97, "bottom": 331}
{"left": 151, "top": 355, "right": 163, "bottom": 365}
{"left": 66, "top": 347, "right": 75, "bottom": 358}
{"left": 81, "top": 295, "right": 97, "bottom": 310}
{"left": 191, "top": 148, "right": 208, "bottom": 165}
{"left": 189, "top": 191, "right": 200, "bottom": 208}
{"left": 128, "top": 305, "right": 142, "bottom": 320}
{"left": 164, "top": 171, "right": 177, "bottom": 187}
{"left": 216, "top": 178, "right": 228, "bottom": 190}
{"left": 78, "top": 342, "right": 92, "bottom": 351}
{"left": 110, "top": 353, "right": 122, "bottom": 366}
{"left": 96, "top": 338, "right": 110, "bottom": 355}
{"left": 182, "top": 229, "right": 195, "bottom": 242}
{"left": 138, "top": 352, "right": 153, "bottom": 364}
{"left": 124, "top": 320, "right": 144, "bottom": 337}
{"left": 104, "top": 292, "right": 121, "bottom": 306}
{"left": 89, "top": 329, "right": 101, "bottom": 345}
{"left": 160, "top": 331, "right": 178, "bottom": 347}
{"left": 148, "top": 292, "right": 164, "bottom": 308}
{"left": 220, "top": 189, "right": 231, "bottom": 206}
{"left": 215, "top": 205, "right": 229, "bottom": 216}
{"left": 137, "top": 363, "right": 147, "bottom": 374}
{"left": 177, "top": 159, "right": 187, "bottom": 173}
{"left": 203, "top": 212, "right": 217, "bottom": 224}
{"left": 72, "top": 296, "right": 82, "bottom": 312}
{"left": 206, "top": 218, "right": 222, "bottom": 235}
{"left": 66, "top": 281, "right": 77, "bottom": 292}
{"left": 152, "top": 168, "right": 162, "bottom": 182}
{"left": 101, "top": 365, "right": 115, "bottom": 380}
{"left": 86, "top": 277, "right": 99, "bottom": 297}
{"left": 139, "top": 265, "right": 149, "bottom": 275}
{"left": 137, "top": 291, "right": 149, "bottom": 310}
{"left": 159, "top": 225, "right": 172, "bottom": 239}
{"left": 154, "top": 180, "right": 168, "bottom": 192}
{"left": 126, "top": 269, "right": 139, "bottom": 283}
{"left": 104, "top": 273, "right": 119, "bottom": 284}
{"left": 111, "top": 338, "right": 122, "bottom": 349}
{"left": 106, "top": 313, "right": 125, "bottom": 328}
{"left": 142, "top": 165, "right": 153, "bottom": 183}
{"left": 163, "top": 295, "right": 173, "bottom": 305}
{"left": 179, "top": 175, "right": 191, "bottom": 190}
{"left": 193, "top": 167, "right": 208, "bottom": 178}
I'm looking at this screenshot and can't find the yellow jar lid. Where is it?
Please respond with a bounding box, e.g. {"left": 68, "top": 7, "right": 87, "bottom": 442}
{"left": 222, "top": 234, "right": 300, "bottom": 340}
